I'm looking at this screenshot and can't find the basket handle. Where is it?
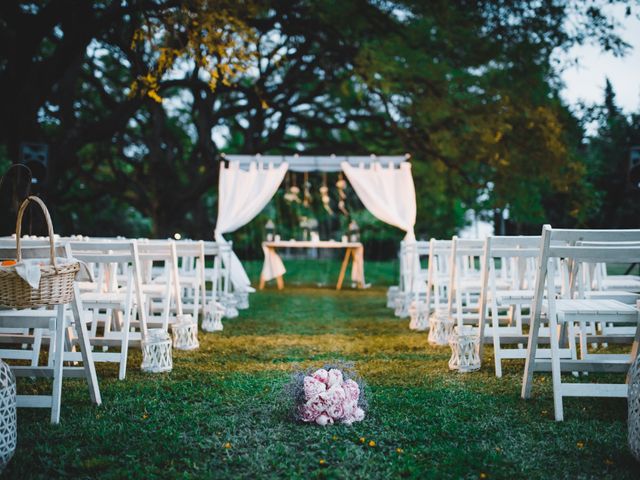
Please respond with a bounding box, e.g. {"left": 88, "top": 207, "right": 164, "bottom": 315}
{"left": 15, "top": 196, "right": 58, "bottom": 272}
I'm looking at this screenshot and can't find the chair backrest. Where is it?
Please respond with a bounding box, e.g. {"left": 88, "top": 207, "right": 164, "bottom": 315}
{"left": 136, "top": 239, "right": 184, "bottom": 318}
{"left": 482, "top": 236, "right": 541, "bottom": 291}
{"left": 68, "top": 239, "right": 148, "bottom": 335}
{"left": 531, "top": 226, "right": 640, "bottom": 322}
{"left": 402, "top": 240, "right": 430, "bottom": 295}
{"left": 68, "top": 240, "right": 139, "bottom": 265}
{"left": 449, "top": 236, "right": 484, "bottom": 282}
{"left": 203, "top": 240, "right": 232, "bottom": 296}
{"left": 424, "top": 239, "right": 453, "bottom": 309}
{"left": 174, "top": 241, "right": 205, "bottom": 273}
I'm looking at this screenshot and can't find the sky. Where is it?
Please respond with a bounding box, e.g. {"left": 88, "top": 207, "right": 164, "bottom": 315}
{"left": 559, "top": 4, "right": 640, "bottom": 115}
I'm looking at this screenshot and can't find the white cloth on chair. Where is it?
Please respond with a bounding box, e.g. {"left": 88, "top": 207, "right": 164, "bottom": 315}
{"left": 214, "top": 161, "right": 289, "bottom": 292}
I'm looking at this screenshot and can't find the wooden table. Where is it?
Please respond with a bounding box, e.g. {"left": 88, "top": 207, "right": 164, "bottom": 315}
{"left": 259, "top": 240, "right": 365, "bottom": 290}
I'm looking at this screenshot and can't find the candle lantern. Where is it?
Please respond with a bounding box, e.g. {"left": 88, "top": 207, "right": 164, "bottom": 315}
{"left": 299, "top": 216, "right": 309, "bottom": 241}
{"left": 265, "top": 219, "right": 275, "bottom": 241}
{"left": 308, "top": 218, "right": 319, "bottom": 242}
{"left": 348, "top": 220, "right": 360, "bottom": 242}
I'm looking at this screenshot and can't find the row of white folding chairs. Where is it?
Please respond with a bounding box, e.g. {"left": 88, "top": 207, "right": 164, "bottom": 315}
{"left": 475, "top": 236, "right": 640, "bottom": 380}
{"left": 445, "top": 235, "right": 638, "bottom": 380}
{"left": 413, "top": 231, "right": 640, "bottom": 420}
{"left": 410, "top": 232, "right": 638, "bottom": 412}
{"left": 408, "top": 237, "right": 518, "bottom": 332}
{"left": 0, "top": 236, "right": 234, "bottom": 422}
{"left": 9, "top": 234, "right": 237, "bottom": 315}
{"left": 62, "top": 236, "right": 238, "bottom": 319}
{"left": 5, "top": 234, "right": 238, "bottom": 320}
{"left": 0, "top": 241, "right": 102, "bottom": 423}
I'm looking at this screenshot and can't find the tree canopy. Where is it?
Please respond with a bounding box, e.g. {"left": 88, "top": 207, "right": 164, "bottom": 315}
{"left": 0, "top": 0, "right": 638, "bottom": 251}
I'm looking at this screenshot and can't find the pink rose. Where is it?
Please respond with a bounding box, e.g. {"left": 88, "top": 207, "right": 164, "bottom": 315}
{"left": 340, "top": 401, "right": 365, "bottom": 425}
{"left": 300, "top": 395, "right": 325, "bottom": 422}
{"left": 326, "top": 400, "right": 345, "bottom": 420}
{"left": 299, "top": 405, "right": 317, "bottom": 422}
{"left": 315, "top": 414, "right": 334, "bottom": 426}
{"left": 342, "top": 399, "right": 357, "bottom": 416}
{"left": 343, "top": 379, "right": 360, "bottom": 402}
{"left": 303, "top": 376, "right": 327, "bottom": 399}
{"left": 312, "top": 369, "right": 329, "bottom": 384}
{"left": 353, "top": 407, "right": 365, "bottom": 422}
{"left": 320, "top": 385, "right": 346, "bottom": 406}
{"left": 319, "top": 385, "right": 347, "bottom": 420}
{"left": 327, "top": 369, "right": 343, "bottom": 387}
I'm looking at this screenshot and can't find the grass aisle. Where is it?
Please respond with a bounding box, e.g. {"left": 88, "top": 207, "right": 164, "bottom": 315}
{"left": 6, "top": 286, "right": 638, "bottom": 479}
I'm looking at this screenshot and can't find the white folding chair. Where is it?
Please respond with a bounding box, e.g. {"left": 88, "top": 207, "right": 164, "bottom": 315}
{"left": 476, "top": 236, "right": 562, "bottom": 377}
{"left": 522, "top": 226, "right": 640, "bottom": 421}
{"left": 0, "top": 243, "right": 101, "bottom": 423}
{"left": 203, "top": 241, "right": 232, "bottom": 316}
{"left": 174, "top": 240, "right": 206, "bottom": 319}
{"left": 67, "top": 240, "right": 147, "bottom": 380}
{"left": 424, "top": 239, "right": 453, "bottom": 315}
{"left": 137, "top": 240, "right": 183, "bottom": 330}
{"left": 447, "top": 237, "right": 487, "bottom": 331}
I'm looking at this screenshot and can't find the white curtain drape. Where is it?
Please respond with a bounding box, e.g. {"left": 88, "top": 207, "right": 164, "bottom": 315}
{"left": 214, "top": 161, "right": 289, "bottom": 292}
{"left": 341, "top": 161, "right": 416, "bottom": 240}
{"left": 342, "top": 161, "right": 418, "bottom": 290}
{"left": 261, "top": 244, "right": 287, "bottom": 282}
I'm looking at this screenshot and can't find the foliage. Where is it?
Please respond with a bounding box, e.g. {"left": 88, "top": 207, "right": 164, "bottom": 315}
{"left": 0, "top": 1, "right": 638, "bottom": 246}
{"left": 4, "top": 273, "right": 638, "bottom": 478}
{"left": 0, "top": 0, "right": 256, "bottom": 236}
{"left": 581, "top": 80, "right": 640, "bottom": 228}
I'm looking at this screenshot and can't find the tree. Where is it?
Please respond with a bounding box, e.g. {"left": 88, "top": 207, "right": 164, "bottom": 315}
{"left": 0, "top": 0, "right": 635, "bottom": 245}
{"left": 0, "top": 0, "right": 256, "bottom": 236}
{"left": 583, "top": 79, "right": 640, "bottom": 228}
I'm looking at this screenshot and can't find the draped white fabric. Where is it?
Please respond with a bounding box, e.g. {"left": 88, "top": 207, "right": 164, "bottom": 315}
{"left": 214, "top": 161, "right": 289, "bottom": 291}
{"left": 341, "top": 162, "right": 417, "bottom": 240}
{"left": 261, "top": 244, "right": 287, "bottom": 281}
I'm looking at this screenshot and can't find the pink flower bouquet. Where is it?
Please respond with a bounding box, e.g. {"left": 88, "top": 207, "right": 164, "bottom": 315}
{"left": 287, "top": 364, "right": 367, "bottom": 426}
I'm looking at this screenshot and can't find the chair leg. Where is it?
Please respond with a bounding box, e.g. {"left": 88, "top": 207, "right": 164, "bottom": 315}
{"left": 31, "top": 327, "right": 43, "bottom": 367}
{"left": 70, "top": 291, "right": 102, "bottom": 405}
{"left": 549, "top": 315, "right": 564, "bottom": 421}
{"left": 118, "top": 306, "right": 132, "bottom": 380}
{"left": 50, "top": 305, "right": 66, "bottom": 424}
{"left": 491, "top": 301, "right": 502, "bottom": 378}
{"left": 193, "top": 283, "right": 200, "bottom": 320}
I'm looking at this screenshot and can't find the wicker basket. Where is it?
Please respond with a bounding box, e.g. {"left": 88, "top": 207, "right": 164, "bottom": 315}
{"left": 0, "top": 196, "right": 79, "bottom": 308}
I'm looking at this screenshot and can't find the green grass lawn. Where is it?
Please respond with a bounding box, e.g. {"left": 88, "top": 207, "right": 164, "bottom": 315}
{"left": 5, "top": 260, "right": 638, "bottom": 479}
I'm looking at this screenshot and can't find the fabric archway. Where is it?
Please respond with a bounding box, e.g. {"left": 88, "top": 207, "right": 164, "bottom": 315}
{"left": 214, "top": 156, "right": 417, "bottom": 290}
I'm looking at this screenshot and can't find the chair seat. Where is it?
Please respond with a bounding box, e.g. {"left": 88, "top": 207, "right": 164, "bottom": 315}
{"left": 178, "top": 275, "right": 200, "bottom": 287}
{"left": 141, "top": 284, "right": 168, "bottom": 294}
{"left": 76, "top": 281, "right": 98, "bottom": 292}
{"left": 551, "top": 299, "right": 638, "bottom": 319}
{"left": 495, "top": 289, "right": 535, "bottom": 303}
{"left": 584, "top": 290, "right": 640, "bottom": 304}
{"left": 601, "top": 276, "right": 640, "bottom": 291}
{"left": 80, "top": 292, "right": 127, "bottom": 307}
{"left": 461, "top": 276, "right": 511, "bottom": 289}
